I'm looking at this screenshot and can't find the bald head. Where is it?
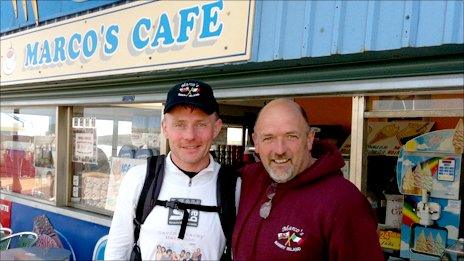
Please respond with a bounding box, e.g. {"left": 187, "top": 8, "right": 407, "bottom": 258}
{"left": 255, "top": 99, "right": 310, "bottom": 133}
{"left": 253, "top": 98, "right": 315, "bottom": 183}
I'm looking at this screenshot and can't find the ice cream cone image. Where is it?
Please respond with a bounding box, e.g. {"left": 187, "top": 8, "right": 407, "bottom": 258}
{"left": 415, "top": 231, "right": 427, "bottom": 252}
{"left": 369, "top": 124, "right": 399, "bottom": 144}
{"left": 396, "top": 122, "right": 430, "bottom": 145}
{"left": 452, "top": 119, "right": 463, "bottom": 154}
{"left": 418, "top": 162, "right": 433, "bottom": 191}
{"left": 402, "top": 166, "right": 418, "bottom": 195}
{"left": 426, "top": 233, "right": 436, "bottom": 255}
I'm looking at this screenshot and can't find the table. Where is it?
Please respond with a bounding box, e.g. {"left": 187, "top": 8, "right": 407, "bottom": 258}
{"left": 0, "top": 247, "right": 71, "bottom": 260}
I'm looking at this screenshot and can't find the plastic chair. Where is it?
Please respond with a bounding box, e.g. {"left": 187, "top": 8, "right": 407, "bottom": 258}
{"left": 92, "top": 235, "right": 108, "bottom": 261}
{"left": 0, "top": 227, "right": 13, "bottom": 250}
{"left": 134, "top": 148, "right": 154, "bottom": 159}
{"left": 0, "top": 231, "right": 38, "bottom": 249}
{"left": 55, "top": 229, "right": 76, "bottom": 261}
{"left": 0, "top": 227, "right": 12, "bottom": 237}
{"left": 118, "top": 145, "right": 137, "bottom": 158}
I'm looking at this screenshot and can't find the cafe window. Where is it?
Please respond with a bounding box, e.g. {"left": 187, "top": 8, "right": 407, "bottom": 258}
{"left": 0, "top": 107, "right": 57, "bottom": 202}
{"left": 70, "top": 105, "right": 163, "bottom": 214}
{"left": 363, "top": 93, "right": 463, "bottom": 258}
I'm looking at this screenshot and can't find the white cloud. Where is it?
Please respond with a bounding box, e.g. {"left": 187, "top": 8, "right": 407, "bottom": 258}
{"left": 432, "top": 181, "right": 459, "bottom": 199}
{"left": 443, "top": 200, "right": 461, "bottom": 215}
{"left": 445, "top": 225, "right": 459, "bottom": 240}
{"left": 403, "top": 159, "right": 414, "bottom": 166}
{"left": 416, "top": 143, "right": 429, "bottom": 150}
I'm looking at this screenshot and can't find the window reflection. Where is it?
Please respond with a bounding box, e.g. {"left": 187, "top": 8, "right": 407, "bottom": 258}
{"left": 71, "top": 106, "right": 162, "bottom": 212}
{"left": 0, "top": 108, "right": 56, "bottom": 202}
{"left": 368, "top": 94, "right": 464, "bottom": 111}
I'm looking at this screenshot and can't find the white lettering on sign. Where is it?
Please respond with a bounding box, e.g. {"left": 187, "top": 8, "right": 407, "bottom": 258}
{"left": 0, "top": 204, "right": 10, "bottom": 212}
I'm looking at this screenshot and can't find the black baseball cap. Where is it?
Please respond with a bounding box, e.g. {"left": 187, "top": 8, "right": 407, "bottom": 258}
{"left": 164, "top": 80, "right": 219, "bottom": 115}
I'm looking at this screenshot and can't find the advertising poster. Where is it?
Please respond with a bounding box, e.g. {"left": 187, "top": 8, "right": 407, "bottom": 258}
{"left": 397, "top": 123, "right": 463, "bottom": 260}
{"left": 0, "top": 199, "right": 12, "bottom": 228}
{"left": 341, "top": 121, "right": 434, "bottom": 156}
{"left": 105, "top": 157, "right": 145, "bottom": 211}
{"left": 72, "top": 117, "right": 97, "bottom": 164}
{"left": 397, "top": 129, "right": 462, "bottom": 199}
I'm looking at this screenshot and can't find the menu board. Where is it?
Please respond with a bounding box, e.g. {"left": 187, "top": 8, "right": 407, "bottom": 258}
{"left": 72, "top": 117, "right": 97, "bottom": 164}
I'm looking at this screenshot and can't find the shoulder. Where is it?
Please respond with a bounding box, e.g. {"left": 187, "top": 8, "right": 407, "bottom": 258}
{"left": 240, "top": 162, "right": 265, "bottom": 180}
{"left": 119, "top": 163, "right": 148, "bottom": 198}
{"left": 218, "top": 164, "right": 240, "bottom": 180}
{"left": 314, "top": 173, "right": 369, "bottom": 206}
{"left": 326, "top": 175, "right": 373, "bottom": 216}
{"left": 123, "top": 163, "right": 147, "bottom": 183}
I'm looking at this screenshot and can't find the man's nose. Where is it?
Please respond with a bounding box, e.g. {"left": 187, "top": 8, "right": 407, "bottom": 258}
{"left": 273, "top": 137, "right": 287, "bottom": 154}
{"left": 183, "top": 125, "right": 196, "bottom": 140}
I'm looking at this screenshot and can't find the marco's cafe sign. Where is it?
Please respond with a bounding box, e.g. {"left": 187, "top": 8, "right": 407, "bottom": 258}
{"left": 0, "top": 0, "right": 254, "bottom": 85}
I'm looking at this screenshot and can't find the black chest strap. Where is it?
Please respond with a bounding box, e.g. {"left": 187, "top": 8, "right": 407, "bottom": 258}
{"left": 155, "top": 199, "right": 221, "bottom": 239}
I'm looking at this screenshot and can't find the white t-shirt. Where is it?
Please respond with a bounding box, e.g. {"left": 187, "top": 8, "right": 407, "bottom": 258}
{"left": 105, "top": 153, "right": 226, "bottom": 260}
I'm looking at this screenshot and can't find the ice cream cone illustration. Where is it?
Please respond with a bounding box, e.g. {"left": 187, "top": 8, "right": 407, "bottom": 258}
{"left": 369, "top": 123, "right": 399, "bottom": 144}
{"left": 396, "top": 122, "right": 430, "bottom": 145}
{"left": 402, "top": 166, "right": 419, "bottom": 195}
{"left": 426, "top": 233, "right": 436, "bottom": 255}
{"left": 415, "top": 231, "right": 427, "bottom": 252}
{"left": 418, "top": 162, "right": 433, "bottom": 191}
{"left": 452, "top": 119, "right": 463, "bottom": 154}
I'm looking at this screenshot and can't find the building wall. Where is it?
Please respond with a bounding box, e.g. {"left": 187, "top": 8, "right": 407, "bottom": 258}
{"left": 252, "top": 0, "right": 463, "bottom": 61}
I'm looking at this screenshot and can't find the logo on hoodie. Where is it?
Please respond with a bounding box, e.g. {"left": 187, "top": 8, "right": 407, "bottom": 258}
{"left": 274, "top": 225, "right": 304, "bottom": 252}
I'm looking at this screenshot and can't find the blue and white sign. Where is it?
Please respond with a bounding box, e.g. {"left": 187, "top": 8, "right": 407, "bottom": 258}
{"left": 1, "top": 0, "right": 255, "bottom": 85}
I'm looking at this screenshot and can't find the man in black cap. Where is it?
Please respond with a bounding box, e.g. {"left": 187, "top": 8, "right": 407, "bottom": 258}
{"left": 106, "top": 80, "right": 238, "bottom": 261}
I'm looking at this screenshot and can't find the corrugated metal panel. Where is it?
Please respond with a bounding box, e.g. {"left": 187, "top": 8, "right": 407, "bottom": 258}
{"left": 0, "top": 0, "right": 122, "bottom": 34}
{"left": 252, "top": 0, "right": 464, "bottom": 62}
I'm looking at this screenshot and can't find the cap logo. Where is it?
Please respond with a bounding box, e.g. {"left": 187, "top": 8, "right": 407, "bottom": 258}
{"left": 178, "top": 82, "right": 200, "bottom": 97}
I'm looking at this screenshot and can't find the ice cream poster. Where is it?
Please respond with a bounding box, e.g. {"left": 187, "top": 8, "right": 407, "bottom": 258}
{"left": 340, "top": 121, "right": 434, "bottom": 156}
{"left": 400, "top": 196, "right": 461, "bottom": 260}
{"left": 397, "top": 128, "right": 463, "bottom": 200}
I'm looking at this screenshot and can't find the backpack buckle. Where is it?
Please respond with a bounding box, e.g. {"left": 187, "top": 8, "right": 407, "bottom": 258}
{"left": 165, "top": 200, "right": 179, "bottom": 209}
{"left": 133, "top": 218, "right": 141, "bottom": 228}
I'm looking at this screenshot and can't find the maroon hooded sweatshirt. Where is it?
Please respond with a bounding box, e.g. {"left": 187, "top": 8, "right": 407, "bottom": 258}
{"left": 232, "top": 142, "right": 383, "bottom": 261}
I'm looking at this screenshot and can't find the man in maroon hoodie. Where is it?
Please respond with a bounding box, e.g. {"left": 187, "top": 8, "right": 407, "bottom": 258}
{"left": 232, "top": 98, "right": 383, "bottom": 261}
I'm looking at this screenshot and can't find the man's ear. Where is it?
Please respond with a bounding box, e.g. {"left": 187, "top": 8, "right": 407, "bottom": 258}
{"left": 213, "top": 118, "right": 223, "bottom": 138}
{"left": 252, "top": 132, "right": 260, "bottom": 154}
{"left": 307, "top": 128, "right": 315, "bottom": 151}
{"left": 161, "top": 118, "right": 168, "bottom": 136}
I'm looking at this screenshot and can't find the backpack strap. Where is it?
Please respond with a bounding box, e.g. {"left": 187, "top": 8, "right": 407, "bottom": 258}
{"left": 217, "top": 165, "right": 239, "bottom": 261}
{"left": 132, "top": 155, "right": 166, "bottom": 248}
{"left": 155, "top": 199, "right": 221, "bottom": 239}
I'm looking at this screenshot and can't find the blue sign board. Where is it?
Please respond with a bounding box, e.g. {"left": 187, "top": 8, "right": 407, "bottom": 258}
{"left": 1, "top": 0, "right": 121, "bottom": 34}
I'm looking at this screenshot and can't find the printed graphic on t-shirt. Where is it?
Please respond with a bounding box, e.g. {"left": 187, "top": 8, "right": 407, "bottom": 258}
{"left": 154, "top": 243, "right": 203, "bottom": 261}
{"left": 168, "top": 198, "right": 201, "bottom": 227}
